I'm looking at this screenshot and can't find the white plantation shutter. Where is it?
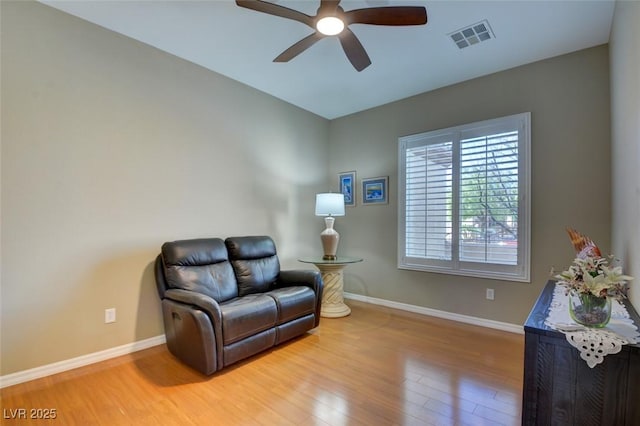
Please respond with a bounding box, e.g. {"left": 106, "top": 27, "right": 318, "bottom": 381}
{"left": 398, "top": 113, "right": 530, "bottom": 282}
{"left": 405, "top": 141, "right": 452, "bottom": 261}
{"left": 459, "top": 131, "right": 519, "bottom": 265}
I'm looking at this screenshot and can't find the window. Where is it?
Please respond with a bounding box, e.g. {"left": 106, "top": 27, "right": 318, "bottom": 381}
{"left": 398, "top": 113, "right": 530, "bottom": 282}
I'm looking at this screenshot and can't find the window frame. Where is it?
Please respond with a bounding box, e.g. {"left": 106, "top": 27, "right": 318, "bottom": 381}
{"left": 398, "top": 112, "right": 531, "bottom": 282}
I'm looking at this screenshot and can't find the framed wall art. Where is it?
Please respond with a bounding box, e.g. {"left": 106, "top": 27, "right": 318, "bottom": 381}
{"left": 338, "top": 171, "right": 356, "bottom": 207}
{"left": 362, "top": 176, "right": 388, "bottom": 205}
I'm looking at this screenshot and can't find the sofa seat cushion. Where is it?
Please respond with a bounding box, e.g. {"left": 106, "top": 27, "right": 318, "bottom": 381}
{"left": 266, "top": 286, "right": 316, "bottom": 325}
{"left": 219, "top": 294, "right": 277, "bottom": 345}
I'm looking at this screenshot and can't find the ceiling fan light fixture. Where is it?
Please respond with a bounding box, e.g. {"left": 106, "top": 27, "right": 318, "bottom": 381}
{"left": 316, "top": 16, "right": 345, "bottom": 36}
{"left": 235, "top": 0, "right": 428, "bottom": 71}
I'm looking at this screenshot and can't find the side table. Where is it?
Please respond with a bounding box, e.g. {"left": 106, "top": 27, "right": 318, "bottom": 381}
{"left": 522, "top": 280, "right": 640, "bottom": 425}
{"left": 298, "top": 256, "right": 363, "bottom": 318}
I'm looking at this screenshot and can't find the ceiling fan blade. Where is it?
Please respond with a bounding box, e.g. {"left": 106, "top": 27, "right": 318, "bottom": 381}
{"left": 338, "top": 28, "right": 371, "bottom": 72}
{"left": 345, "top": 6, "right": 427, "bottom": 26}
{"left": 236, "top": 0, "right": 314, "bottom": 27}
{"left": 274, "top": 32, "right": 325, "bottom": 63}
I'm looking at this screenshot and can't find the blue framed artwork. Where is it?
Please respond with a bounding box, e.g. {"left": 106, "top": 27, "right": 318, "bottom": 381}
{"left": 362, "top": 176, "right": 388, "bottom": 205}
{"left": 338, "top": 171, "right": 356, "bottom": 207}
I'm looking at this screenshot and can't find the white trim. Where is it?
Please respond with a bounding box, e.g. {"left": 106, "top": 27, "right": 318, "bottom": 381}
{"left": 344, "top": 292, "right": 524, "bottom": 335}
{"left": 0, "top": 335, "right": 166, "bottom": 389}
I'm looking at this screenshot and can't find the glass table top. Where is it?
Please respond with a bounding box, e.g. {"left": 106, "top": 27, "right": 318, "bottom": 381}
{"left": 298, "top": 256, "right": 363, "bottom": 265}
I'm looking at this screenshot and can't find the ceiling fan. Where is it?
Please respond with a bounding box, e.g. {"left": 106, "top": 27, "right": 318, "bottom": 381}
{"left": 235, "top": 0, "right": 428, "bottom": 72}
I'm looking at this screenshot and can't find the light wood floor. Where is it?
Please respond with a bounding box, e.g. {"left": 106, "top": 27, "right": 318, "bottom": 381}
{"left": 1, "top": 300, "right": 524, "bottom": 425}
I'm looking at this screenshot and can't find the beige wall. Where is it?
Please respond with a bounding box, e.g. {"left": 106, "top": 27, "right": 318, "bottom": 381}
{"left": 330, "top": 45, "right": 612, "bottom": 324}
{"left": 610, "top": 0, "right": 640, "bottom": 310}
{"left": 0, "top": 1, "right": 329, "bottom": 375}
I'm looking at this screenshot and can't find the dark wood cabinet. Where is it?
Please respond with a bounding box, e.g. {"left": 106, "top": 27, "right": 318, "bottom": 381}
{"left": 522, "top": 281, "right": 640, "bottom": 425}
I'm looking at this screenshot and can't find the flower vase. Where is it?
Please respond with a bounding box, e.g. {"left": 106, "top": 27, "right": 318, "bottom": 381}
{"left": 568, "top": 291, "right": 612, "bottom": 328}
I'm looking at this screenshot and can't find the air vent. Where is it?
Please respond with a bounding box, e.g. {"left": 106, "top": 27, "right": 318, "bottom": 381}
{"left": 449, "top": 20, "right": 495, "bottom": 49}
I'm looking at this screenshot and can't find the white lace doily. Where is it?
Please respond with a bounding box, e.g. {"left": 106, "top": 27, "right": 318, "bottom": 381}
{"left": 545, "top": 284, "right": 640, "bottom": 368}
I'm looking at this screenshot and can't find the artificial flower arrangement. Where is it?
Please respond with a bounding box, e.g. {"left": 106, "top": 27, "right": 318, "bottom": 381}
{"left": 555, "top": 254, "right": 633, "bottom": 300}
{"left": 554, "top": 228, "right": 633, "bottom": 327}
{"left": 555, "top": 228, "right": 633, "bottom": 299}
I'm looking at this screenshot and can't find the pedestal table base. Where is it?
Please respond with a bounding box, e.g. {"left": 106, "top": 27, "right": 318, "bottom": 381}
{"left": 316, "top": 264, "right": 350, "bottom": 318}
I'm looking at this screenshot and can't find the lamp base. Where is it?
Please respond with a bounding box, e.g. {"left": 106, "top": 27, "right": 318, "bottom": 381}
{"left": 320, "top": 216, "right": 340, "bottom": 260}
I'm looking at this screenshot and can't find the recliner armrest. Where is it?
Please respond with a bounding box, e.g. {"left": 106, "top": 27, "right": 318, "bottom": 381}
{"left": 164, "top": 288, "right": 223, "bottom": 324}
{"left": 277, "top": 270, "right": 324, "bottom": 327}
{"left": 277, "top": 270, "right": 323, "bottom": 294}
{"left": 163, "top": 288, "right": 225, "bottom": 369}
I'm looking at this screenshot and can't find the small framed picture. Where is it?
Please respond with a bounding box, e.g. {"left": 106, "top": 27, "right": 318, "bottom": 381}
{"left": 362, "top": 176, "right": 389, "bottom": 205}
{"left": 338, "top": 171, "right": 356, "bottom": 207}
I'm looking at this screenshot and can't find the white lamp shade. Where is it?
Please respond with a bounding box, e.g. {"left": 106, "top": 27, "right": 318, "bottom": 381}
{"left": 315, "top": 193, "right": 345, "bottom": 216}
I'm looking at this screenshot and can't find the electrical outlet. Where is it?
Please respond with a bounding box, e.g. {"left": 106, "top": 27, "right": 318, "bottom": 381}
{"left": 486, "top": 288, "right": 495, "bottom": 300}
{"left": 105, "top": 308, "right": 116, "bottom": 324}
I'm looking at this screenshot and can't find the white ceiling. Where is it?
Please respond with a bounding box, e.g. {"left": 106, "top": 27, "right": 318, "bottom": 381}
{"left": 40, "top": 0, "right": 615, "bottom": 119}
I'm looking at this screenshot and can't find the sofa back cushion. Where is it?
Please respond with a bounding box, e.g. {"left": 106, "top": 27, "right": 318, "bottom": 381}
{"left": 161, "top": 238, "right": 239, "bottom": 303}
{"left": 225, "top": 236, "right": 280, "bottom": 297}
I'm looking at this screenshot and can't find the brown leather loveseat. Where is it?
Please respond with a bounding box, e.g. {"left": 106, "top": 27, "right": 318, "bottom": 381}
{"left": 155, "top": 236, "right": 323, "bottom": 375}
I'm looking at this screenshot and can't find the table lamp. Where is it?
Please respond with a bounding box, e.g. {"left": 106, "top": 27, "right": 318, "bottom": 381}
{"left": 315, "top": 193, "right": 345, "bottom": 260}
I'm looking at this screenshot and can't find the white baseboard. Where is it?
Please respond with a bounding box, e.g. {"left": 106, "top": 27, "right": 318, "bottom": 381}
{"left": 0, "top": 335, "right": 166, "bottom": 389}
{"left": 344, "top": 292, "right": 524, "bottom": 335}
